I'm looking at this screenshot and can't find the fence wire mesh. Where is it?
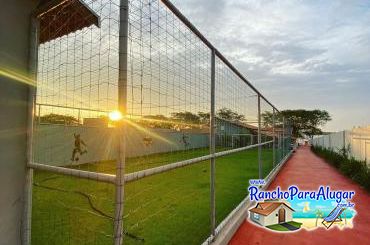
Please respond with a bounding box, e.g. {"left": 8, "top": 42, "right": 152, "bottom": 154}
{"left": 127, "top": 0, "right": 211, "bottom": 169}
{"left": 124, "top": 0, "right": 211, "bottom": 243}
{"left": 28, "top": 0, "right": 293, "bottom": 244}
{"left": 215, "top": 56, "right": 259, "bottom": 151}
{"left": 273, "top": 111, "right": 285, "bottom": 165}
{"left": 32, "top": 174, "right": 115, "bottom": 245}
{"left": 35, "top": 0, "right": 120, "bottom": 172}
{"left": 260, "top": 98, "right": 274, "bottom": 178}
{"left": 32, "top": 0, "right": 120, "bottom": 244}
{"left": 214, "top": 56, "right": 260, "bottom": 226}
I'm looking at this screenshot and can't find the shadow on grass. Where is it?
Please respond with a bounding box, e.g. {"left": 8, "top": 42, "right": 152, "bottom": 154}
{"left": 266, "top": 221, "right": 302, "bottom": 232}
{"left": 32, "top": 147, "right": 274, "bottom": 245}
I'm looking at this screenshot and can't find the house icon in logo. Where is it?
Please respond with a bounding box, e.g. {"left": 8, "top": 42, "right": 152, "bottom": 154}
{"left": 249, "top": 200, "right": 295, "bottom": 227}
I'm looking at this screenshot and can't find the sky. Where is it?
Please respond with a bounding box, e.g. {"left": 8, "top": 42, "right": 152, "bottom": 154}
{"left": 290, "top": 198, "right": 355, "bottom": 218}
{"left": 171, "top": 0, "right": 370, "bottom": 132}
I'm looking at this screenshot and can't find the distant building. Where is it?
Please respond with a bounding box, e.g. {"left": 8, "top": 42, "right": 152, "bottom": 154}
{"left": 216, "top": 118, "right": 256, "bottom": 135}
{"left": 215, "top": 118, "right": 256, "bottom": 147}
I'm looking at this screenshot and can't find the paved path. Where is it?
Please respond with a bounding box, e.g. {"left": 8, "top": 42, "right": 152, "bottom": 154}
{"left": 280, "top": 222, "right": 300, "bottom": 231}
{"left": 230, "top": 146, "right": 370, "bottom": 245}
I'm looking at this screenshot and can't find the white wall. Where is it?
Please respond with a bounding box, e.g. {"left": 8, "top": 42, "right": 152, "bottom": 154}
{"left": 312, "top": 126, "right": 370, "bottom": 166}
{"left": 33, "top": 124, "right": 118, "bottom": 166}
{"left": 0, "top": 1, "right": 40, "bottom": 244}
{"left": 250, "top": 204, "right": 293, "bottom": 227}
{"left": 33, "top": 124, "right": 210, "bottom": 166}
{"left": 250, "top": 212, "right": 265, "bottom": 226}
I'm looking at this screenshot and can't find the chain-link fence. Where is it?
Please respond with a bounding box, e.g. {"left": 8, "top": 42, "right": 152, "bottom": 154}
{"left": 25, "top": 0, "right": 293, "bottom": 244}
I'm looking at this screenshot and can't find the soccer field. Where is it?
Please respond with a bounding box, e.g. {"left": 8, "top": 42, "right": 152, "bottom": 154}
{"left": 32, "top": 148, "right": 274, "bottom": 245}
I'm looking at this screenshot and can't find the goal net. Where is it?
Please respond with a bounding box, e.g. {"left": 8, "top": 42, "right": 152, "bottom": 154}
{"left": 231, "top": 134, "right": 255, "bottom": 148}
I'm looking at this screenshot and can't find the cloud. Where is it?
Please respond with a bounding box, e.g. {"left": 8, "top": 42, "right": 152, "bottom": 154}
{"left": 296, "top": 201, "right": 309, "bottom": 207}
{"left": 331, "top": 201, "right": 340, "bottom": 207}
{"left": 315, "top": 205, "right": 326, "bottom": 209}
{"left": 171, "top": 0, "right": 370, "bottom": 130}
{"left": 295, "top": 201, "right": 311, "bottom": 212}
{"left": 313, "top": 204, "right": 333, "bottom": 211}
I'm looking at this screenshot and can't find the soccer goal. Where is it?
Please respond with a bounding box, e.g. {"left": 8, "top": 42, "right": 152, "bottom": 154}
{"left": 231, "top": 134, "right": 255, "bottom": 148}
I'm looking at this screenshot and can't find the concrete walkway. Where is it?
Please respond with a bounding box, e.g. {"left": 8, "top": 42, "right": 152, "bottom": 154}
{"left": 280, "top": 222, "right": 300, "bottom": 231}
{"left": 230, "top": 146, "right": 370, "bottom": 245}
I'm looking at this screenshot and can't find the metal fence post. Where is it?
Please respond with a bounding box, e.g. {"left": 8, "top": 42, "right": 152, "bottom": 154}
{"left": 343, "top": 130, "right": 346, "bottom": 150}
{"left": 272, "top": 108, "right": 276, "bottom": 167}
{"left": 114, "top": 1, "right": 128, "bottom": 244}
{"left": 282, "top": 117, "right": 285, "bottom": 156}
{"left": 210, "top": 48, "right": 216, "bottom": 237}
{"left": 258, "top": 95, "right": 262, "bottom": 179}
{"left": 78, "top": 108, "right": 81, "bottom": 125}
{"left": 365, "top": 141, "right": 369, "bottom": 164}
{"left": 38, "top": 104, "right": 41, "bottom": 124}
{"left": 23, "top": 15, "right": 39, "bottom": 245}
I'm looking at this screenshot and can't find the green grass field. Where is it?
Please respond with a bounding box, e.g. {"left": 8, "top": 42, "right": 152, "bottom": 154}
{"left": 266, "top": 221, "right": 302, "bottom": 232}
{"left": 266, "top": 224, "right": 290, "bottom": 231}
{"left": 32, "top": 147, "right": 275, "bottom": 245}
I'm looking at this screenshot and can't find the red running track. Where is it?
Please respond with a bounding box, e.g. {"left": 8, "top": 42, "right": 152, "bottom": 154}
{"left": 229, "top": 146, "right": 370, "bottom": 245}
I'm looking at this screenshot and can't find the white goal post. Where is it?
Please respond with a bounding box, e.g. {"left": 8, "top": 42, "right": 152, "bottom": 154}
{"left": 231, "top": 134, "right": 254, "bottom": 148}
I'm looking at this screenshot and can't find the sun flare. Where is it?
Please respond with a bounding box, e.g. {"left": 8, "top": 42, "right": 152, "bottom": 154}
{"left": 108, "top": 110, "right": 123, "bottom": 121}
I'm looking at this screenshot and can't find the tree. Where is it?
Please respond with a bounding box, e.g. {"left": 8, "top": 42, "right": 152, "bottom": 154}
{"left": 216, "top": 108, "right": 245, "bottom": 123}
{"left": 315, "top": 209, "right": 324, "bottom": 227}
{"left": 37, "top": 113, "right": 79, "bottom": 125}
{"left": 197, "top": 112, "right": 210, "bottom": 124}
{"left": 140, "top": 114, "right": 173, "bottom": 129}
{"left": 143, "top": 114, "right": 169, "bottom": 121}
{"left": 260, "top": 111, "right": 281, "bottom": 128}
{"left": 262, "top": 109, "right": 331, "bottom": 138}
{"left": 171, "top": 111, "right": 201, "bottom": 124}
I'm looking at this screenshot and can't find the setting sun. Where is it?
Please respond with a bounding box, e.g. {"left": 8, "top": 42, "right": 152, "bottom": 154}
{"left": 108, "top": 110, "right": 123, "bottom": 121}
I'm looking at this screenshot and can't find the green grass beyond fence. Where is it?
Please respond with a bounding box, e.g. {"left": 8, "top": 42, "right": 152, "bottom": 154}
{"left": 32, "top": 147, "right": 274, "bottom": 245}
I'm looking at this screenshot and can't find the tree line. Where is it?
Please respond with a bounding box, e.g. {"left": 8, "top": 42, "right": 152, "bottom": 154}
{"left": 36, "top": 108, "right": 332, "bottom": 138}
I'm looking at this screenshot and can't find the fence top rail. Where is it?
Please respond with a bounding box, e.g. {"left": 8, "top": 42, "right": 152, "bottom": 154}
{"left": 125, "top": 140, "right": 273, "bottom": 182}
{"left": 29, "top": 141, "right": 273, "bottom": 184}
{"left": 36, "top": 103, "right": 110, "bottom": 114}
{"left": 28, "top": 162, "right": 116, "bottom": 184}
{"left": 352, "top": 137, "right": 370, "bottom": 141}
{"left": 159, "top": 0, "right": 279, "bottom": 113}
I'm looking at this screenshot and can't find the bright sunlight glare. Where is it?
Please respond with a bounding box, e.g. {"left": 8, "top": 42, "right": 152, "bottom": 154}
{"left": 109, "top": 110, "right": 123, "bottom": 121}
